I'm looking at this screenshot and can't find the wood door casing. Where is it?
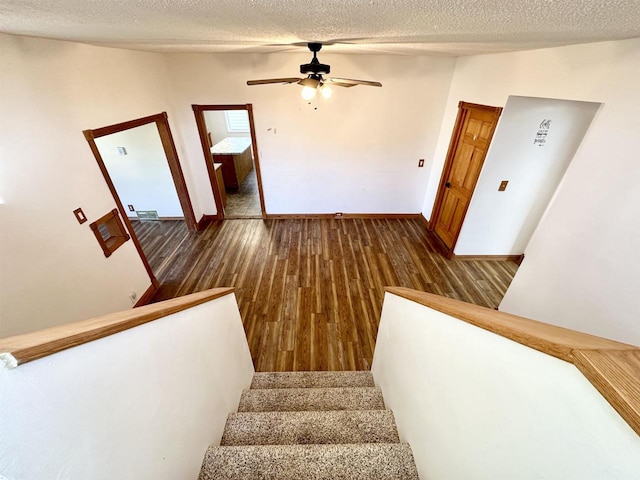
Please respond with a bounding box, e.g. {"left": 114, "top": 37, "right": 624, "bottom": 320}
{"left": 192, "top": 104, "right": 267, "bottom": 220}
{"left": 431, "top": 102, "right": 502, "bottom": 255}
{"left": 83, "top": 112, "right": 199, "bottom": 289}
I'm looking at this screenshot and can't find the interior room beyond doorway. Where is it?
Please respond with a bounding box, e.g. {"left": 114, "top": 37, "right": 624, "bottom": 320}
{"left": 204, "top": 109, "right": 262, "bottom": 218}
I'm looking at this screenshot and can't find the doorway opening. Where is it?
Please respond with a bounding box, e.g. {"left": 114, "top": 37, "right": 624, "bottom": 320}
{"left": 83, "top": 112, "right": 197, "bottom": 289}
{"left": 192, "top": 104, "right": 266, "bottom": 219}
{"left": 429, "top": 101, "right": 502, "bottom": 257}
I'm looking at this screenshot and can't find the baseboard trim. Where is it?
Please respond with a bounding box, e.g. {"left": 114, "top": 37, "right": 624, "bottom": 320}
{"left": 197, "top": 214, "right": 218, "bottom": 230}
{"left": 453, "top": 254, "right": 525, "bottom": 263}
{"left": 134, "top": 284, "right": 158, "bottom": 308}
{"left": 265, "top": 213, "right": 422, "bottom": 220}
{"left": 419, "top": 214, "right": 430, "bottom": 229}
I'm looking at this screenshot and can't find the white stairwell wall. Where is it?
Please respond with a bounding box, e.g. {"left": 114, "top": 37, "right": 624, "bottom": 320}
{"left": 372, "top": 292, "right": 640, "bottom": 480}
{"left": 0, "top": 293, "right": 254, "bottom": 480}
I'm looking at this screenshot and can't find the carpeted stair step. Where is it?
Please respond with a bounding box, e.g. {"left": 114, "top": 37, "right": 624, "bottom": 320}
{"left": 198, "top": 443, "right": 419, "bottom": 480}
{"left": 238, "top": 386, "right": 385, "bottom": 412}
{"left": 250, "top": 371, "right": 375, "bottom": 389}
{"left": 221, "top": 409, "right": 400, "bottom": 446}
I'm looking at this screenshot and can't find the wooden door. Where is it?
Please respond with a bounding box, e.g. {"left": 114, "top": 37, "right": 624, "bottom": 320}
{"left": 431, "top": 102, "right": 502, "bottom": 255}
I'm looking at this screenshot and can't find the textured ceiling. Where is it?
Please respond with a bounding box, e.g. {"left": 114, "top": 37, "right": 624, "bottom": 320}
{"left": 1, "top": 0, "right": 639, "bottom": 56}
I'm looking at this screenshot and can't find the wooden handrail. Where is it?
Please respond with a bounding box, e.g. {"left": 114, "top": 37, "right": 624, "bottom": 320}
{"left": 385, "top": 287, "right": 636, "bottom": 361}
{"left": 385, "top": 286, "right": 640, "bottom": 436}
{"left": 0, "top": 287, "right": 235, "bottom": 367}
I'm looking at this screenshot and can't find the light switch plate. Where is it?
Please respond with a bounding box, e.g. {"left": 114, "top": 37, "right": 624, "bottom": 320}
{"left": 499, "top": 180, "right": 509, "bottom": 191}
{"left": 73, "top": 207, "right": 87, "bottom": 224}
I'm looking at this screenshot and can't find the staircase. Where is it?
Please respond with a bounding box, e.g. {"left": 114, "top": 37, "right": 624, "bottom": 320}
{"left": 198, "top": 371, "right": 419, "bottom": 479}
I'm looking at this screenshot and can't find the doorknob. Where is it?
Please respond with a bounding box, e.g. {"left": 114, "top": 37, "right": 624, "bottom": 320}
{"left": 445, "top": 182, "right": 451, "bottom": 188}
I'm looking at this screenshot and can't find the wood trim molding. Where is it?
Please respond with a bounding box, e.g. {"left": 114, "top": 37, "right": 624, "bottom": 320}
{"left": 247, "top": 104, "right": 267, "bottom": 219}
{"left": 429, "top": 104, "right": 467, "bottom": 232}
{"left": 419, "top": 214, "right": 430, "bottom": 230}
{"left": 0, "top": 287, "right": 234, "bottom": 367}
{"left": 266, "top": 214, "right": 335, "bottom": 219}
{"left": 453, "top": 254, "right": 524, "bottom": 263}
{"left": 83, "top": 130, "right": 159, "bottom": 289}
{"left": 572, "top": 350, "right": 640, "bottom": 436}
{"left": 456, "top": 101, "right": 503, "bottom": 114}
{"left": 192, "top": 104, "right": 248, "bottom": 111}
{"left": 156, "top": 113, "right": 198, "bottom": 231}
{"left": 85, "top": 112, "right": 197, "bottom": 232}
{"left": 265, "top": 213, "right": 422, "bottom": 220}
{"left": 192, "top": 104, "right": 268, "bottom": 220}
{"left": 89, "top": 208, "right": 130, "bottom": 257}
{"left": 197, "top": 214, "right": 218, "bottom": 230}
{"left": 386, "top": 286, "right": 640, "bottom": 436}
{"left": 89, "top": 113, "right": 163, "bottom": 138}
{"left": 192, "top": 105, "right": 226, "bottom": 221}
{"left": 386, "top": 287, "right": 636, "bottom": 361}
{"left": 133, "top": 284, "right": 158, "bottom": 307}
{"left": 83, "top": 112, "right": 198, "bottom": 286}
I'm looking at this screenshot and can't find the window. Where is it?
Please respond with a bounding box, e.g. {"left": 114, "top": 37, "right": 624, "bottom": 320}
{"left": 90, "top": 209, "right": 130, "bottom": 257}
{"left": 224, "top": 110, "right": 250, "bottom": 133}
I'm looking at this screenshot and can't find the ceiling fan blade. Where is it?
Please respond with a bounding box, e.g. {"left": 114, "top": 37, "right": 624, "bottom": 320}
{"left": 329, "top": 81, "right": 357, "bottom": 88}
{"left": 247, "top": 78, "right": 302, "bottom": 85}
{"left": 298, "top": 77, "right": 321, "bottom": 88}
{"left": 328, "top": 77, "right": 382, "bottom": 87}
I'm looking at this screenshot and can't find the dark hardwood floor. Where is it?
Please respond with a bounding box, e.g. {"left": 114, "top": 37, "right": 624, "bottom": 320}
{"left": 131, "top": 219, "right": 191, "bottom": 278}
{"left": 133, "top": 218, "right": 519, "bottom": 372}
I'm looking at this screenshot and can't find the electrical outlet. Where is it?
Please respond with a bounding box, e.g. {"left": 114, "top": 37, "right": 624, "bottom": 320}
{"left": 335, "top": 212, "right": 344, "bottom": 218}
{"left": 418, "top": 159, "right": 425, "bottom": 167}
{"left": 128, "top": 204, "right": 135, "bottom": 211}
{"left": 499, "top": 180, "right": 509, "bottom": 191}
{"left": 129, "top": 291, "right": 137, "bottom": 304}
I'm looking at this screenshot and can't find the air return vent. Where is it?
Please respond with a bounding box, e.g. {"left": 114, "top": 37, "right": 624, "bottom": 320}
{"left": 136, "top": 210, "right": 160, "bottom": 221}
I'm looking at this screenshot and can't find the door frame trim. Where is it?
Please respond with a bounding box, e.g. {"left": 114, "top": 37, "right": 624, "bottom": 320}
{"left": 192, "top": 104, "right": 266, "bottom": 220}
{"left": 83, "top": 112, "right": 198, "bottom": 288}
{"left": 429, "top": 101, "right": 502, "bottom": 258}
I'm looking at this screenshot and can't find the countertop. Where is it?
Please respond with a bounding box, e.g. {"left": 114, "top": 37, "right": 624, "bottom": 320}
{"left": 210, "top": 137, "right": 252, "bottom": 155}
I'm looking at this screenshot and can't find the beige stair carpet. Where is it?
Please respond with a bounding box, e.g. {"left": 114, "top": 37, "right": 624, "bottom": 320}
{"left": 198, "top": 371, "right": 419, "bottom": 479}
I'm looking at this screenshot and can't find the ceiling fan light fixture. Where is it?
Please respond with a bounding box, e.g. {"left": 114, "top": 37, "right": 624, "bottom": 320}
{"left": 299, "top": 76, "right": 321, "bottom": 88}
{"left": 319, "top": 83, "right": 332, "bottom": 99}
{"left": 246, "top": 42, "right": 382, "bottom": 97}
{"left": 301, "top": 86, "right": 317, "bottom": 101}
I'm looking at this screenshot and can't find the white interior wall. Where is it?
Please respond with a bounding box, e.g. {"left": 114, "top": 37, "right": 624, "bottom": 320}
{"left": 204, "top": 110, "right": 250, "bottom": 145}
{"left": 372, "top": 292, "right": 640, "bottom": 480}
{"left": 454, "top": 96, "right": 600, "bottom": 255}
{"left": 4, "top": 31, "right": 638, "bottom": 347}
{"left": 0, "top": 293, "right": 254, "bottom": 480}
{"left": 0, "top": 35, "right": 455, "bottom": 336}
{"left": 96, "top": 123, "right": 184, "bottom": 218}
{"left": 0, "top": 34, "right": 179, "bottom": 337}
{"left": 422, "top": 38, "right": 640, "bottom": 346}
{"left": 164, "top": 52, "right": 456, "bottom": 215}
